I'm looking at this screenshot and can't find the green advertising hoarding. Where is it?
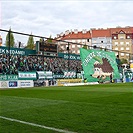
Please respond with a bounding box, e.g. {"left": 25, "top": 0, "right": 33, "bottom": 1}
{"left": 18, "top": 71, "right": 37, "bottom": 80}
{"left": 58, "top": 53, "right": 80, "bottom": 60}
{"left": 0, "top": 75, "right": 18, "bottom": 81}
{"left": 80, "top": 48, "right": 120, "bottom": 82}
{"left": 0, "top": 46, "right": 36, "bottom": 55}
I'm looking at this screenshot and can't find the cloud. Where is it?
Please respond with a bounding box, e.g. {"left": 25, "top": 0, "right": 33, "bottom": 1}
{"left": 0, "top": 0, "right": 133, "bottom": 45}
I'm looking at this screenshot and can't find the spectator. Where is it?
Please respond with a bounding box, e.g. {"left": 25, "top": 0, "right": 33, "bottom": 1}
{"left": 0, "top": 54, "right": 82, "bottom": 75}
{"left": 116, "top": 55, "right": 121, "bottom": 70}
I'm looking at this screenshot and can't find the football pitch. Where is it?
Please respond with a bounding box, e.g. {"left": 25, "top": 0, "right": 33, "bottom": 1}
{"left": 0, "top": 83, "right": 133, "bottom": 133}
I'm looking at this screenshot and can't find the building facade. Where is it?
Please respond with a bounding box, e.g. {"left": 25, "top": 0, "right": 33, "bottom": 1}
{"left": 56, "top": 29, "right": 91, "bottom": 54}
{"left": 90, "top": 28, "right": 112, "bottom": 50}
{"left": 56, "top": 26, "right": 133, "bottom": 61}
{"left": 111, "top": 27, "right": 133, "bottom": 60}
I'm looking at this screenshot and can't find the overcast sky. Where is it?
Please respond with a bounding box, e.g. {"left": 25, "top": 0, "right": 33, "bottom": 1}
{"left": 0, "top": 0, "right": 133, "bottom": 45}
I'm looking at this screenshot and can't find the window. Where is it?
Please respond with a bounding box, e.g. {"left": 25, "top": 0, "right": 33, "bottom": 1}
{"left": 82, "top": 39, "right": 86, "bottom": 42}
{"left": 120, "top": 42, "right": 124, "bottom": 45}
{"left": 115, "top": 47, "right": 118, "bottom": 50}
{"left": 77, "top": 50, "right": 80, "bottom": 54}
{"left": 126, "top": 47, "right": 129, "bottom": 50}
{"left": 78, "top": 39, "right": 81, "bottom": 43}
{"left": 87, "top": 39, "right": 90, "bottom": 42}
{"left": 114, "top": 36, "right": 117, "bottom": 39}
{"left": 126, "top": 42, "right": 129, "bottom": 46}
{"left": 73, "top": 50, "right": 75, "bottom": 53}
{"left": 72, "top": 45, "right": 75, "bottom": 48}
{"left": 127, "top": 36, "right": 130, "bottom": 39}
{"left": 121, "top": 47, "right": 124, "bottom": 50}
{"left": 121, "top": 53, "right": 124, "bottom": 56}
{"left": 120, "top": 36, "right": 124, "bottom": 39}
{"left": 77, "top": 45, "right": 81, "bottom": 48}
{"left": 115, "top": 42, "right": 118, "bottom": 46}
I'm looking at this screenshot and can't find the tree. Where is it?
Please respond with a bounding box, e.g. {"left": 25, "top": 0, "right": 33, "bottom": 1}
{"left": 120, "top": 58, "right": 128, "bottom": 64}
{"left": 46, "top": 35, "right": 53, "bottom": 43}
{"left": 82, "top": 45, "right": 88, "bottom": 49}
{"left": 5, "top": 28, "right": 15, "bottom": 47}
{"left": 26, "top": 33, "right": 34, "bottom": 49}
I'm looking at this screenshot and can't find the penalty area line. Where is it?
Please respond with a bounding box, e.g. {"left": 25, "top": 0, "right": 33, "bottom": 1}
{"left": 0, "top": 116, "right": 76, "bottom": 133}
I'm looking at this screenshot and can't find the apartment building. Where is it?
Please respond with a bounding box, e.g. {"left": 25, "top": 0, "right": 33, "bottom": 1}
{"left": 111, "top": 27, "right": 133, "bottom": 60}
{"left": 56, "top": 27, "right": 133, "bottom": 61}
{"left": 90, "top": 28, "right": 112, "bottom": 50}
{"left": 56, "top": 29, "right": 91, "bottom": 54}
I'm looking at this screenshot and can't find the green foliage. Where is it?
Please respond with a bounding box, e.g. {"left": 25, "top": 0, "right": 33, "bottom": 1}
{"left": 5, "top": 28, "right": 15, "bottom": 47}
{"left": 120, "top": 58, "right": 128, "bottom": 64}
{"left": 47, "top": 35, "right": 52, "bottom": 43}
{"left": 0, "top": 83, "right": 132, "bottom": 133}
{"left": 26, "top": 34, "right": 34, "bottom": 49}
{"left": 39, "top": 38, "right": 43, "bottom": 42}
{"left": 82, "top": 45, "right": 88, "bottom": 49}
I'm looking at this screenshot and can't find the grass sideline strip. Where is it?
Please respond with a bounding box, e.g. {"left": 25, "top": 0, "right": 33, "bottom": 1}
{"left": 0, "top": 116, "right": 77, "bottom": 133}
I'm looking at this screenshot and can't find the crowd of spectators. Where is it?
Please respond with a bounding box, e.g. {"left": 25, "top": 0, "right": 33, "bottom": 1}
{"left": 0, "top": 54, "right": 82, "bottom": 75}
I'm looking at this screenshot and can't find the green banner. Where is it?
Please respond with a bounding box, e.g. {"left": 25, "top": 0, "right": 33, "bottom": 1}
{"left": 58, "top": 53, "right": 80, "bottom": 60}
{"left": 0, "top": 75, "right": 18, "bottom": 81}
{"left": 80, "top": 48, "right": 120, "bottom": 82}
{"left": 0, "top": 46, "right": 36, "bottom": 55}
{"left": 18, "top": 71, "right": 37, "bottom": 80}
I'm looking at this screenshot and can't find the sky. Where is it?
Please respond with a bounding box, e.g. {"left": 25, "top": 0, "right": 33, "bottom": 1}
{"left": 0, "top": 0, "right": 133, "bottom": 45}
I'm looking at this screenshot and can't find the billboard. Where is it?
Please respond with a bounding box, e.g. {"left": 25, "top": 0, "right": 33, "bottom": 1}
{"left": 39, "top": 42, "right": 57, "bottom": 53}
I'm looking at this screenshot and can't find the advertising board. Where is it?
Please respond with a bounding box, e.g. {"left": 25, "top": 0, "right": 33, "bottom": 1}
{"left": 18, "top": 72, "right": 36, "bottom": 80}
{"left": 8, "top": 81, "right": 18, "bottom": 88}
{"left": 0, "top": 80, "right": 33, "bottom": 89}
{"left": 18, "top": 80, "right": 34, "bottom": 88}
{"left": 0, "top": 81, "right": 8, "bottom": 88}
{"left": 57, "top": 79, "right": 82, "bottom": 86}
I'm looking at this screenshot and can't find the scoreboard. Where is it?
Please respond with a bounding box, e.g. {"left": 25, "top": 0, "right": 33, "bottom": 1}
{"left": 39, "top": 42, "right": 57, "bottom": 53}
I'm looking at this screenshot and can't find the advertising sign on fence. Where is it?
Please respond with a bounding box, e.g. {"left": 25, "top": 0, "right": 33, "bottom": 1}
{"left": 0, "top": 75, "right": 18, "bottom": 81}
{"left": 18, "top": 80, "right": 34, "bottom": 87}
{"left": 53, "top": 74, "right": 64, "bottom": 79}
{"left": 63, "top": 71, "right": 76, "bottom": 78}
{"left": 18, "top": 72, "right": 37, "bottom": 80}
{"left": 0, "top": 81, "right": 18, "bottom": 88}
{"left": 8, "top": 81, "right": 18, "bottom": 88}
{"left": 45, "top": 71, "right": 53, "bottom": 79}
{"left": 0, "top": 46, "right": 36, "bottom": 55}
{"left": 0, "top": 81, "right": 8, "bottom": 88}
{"left": 0, "top": 80, "right": 34, "bottom": 88}
{"left": 58, "top": 53, "right": 80, "bottom": 60}
{"left": 57, "top": 79, "right": 82, "bottom": 86}
{"left": 37, "top": 71, "right": 46, "bottom": 79}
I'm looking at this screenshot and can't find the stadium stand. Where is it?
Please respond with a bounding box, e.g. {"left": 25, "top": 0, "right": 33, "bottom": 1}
{"left": 0, "top": 54, "right": 82, "bottom": 75}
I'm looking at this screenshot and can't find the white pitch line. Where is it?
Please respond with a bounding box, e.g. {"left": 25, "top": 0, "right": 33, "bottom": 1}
{"left": 0, "top": 116, "right": 76, "bottom": 133}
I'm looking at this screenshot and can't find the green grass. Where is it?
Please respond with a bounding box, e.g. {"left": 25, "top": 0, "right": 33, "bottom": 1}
{"left": 0, "top": 83, "right": 133, "bottom": 133}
